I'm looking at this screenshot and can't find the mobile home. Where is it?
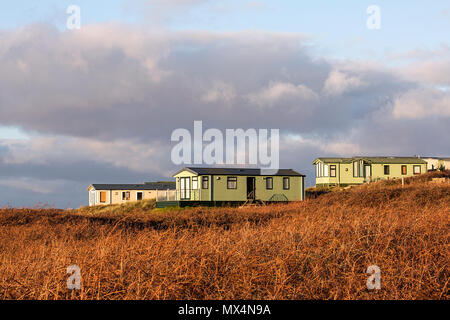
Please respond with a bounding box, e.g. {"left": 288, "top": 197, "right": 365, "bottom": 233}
{"left": 87, "top": 182, "right": 175, "bottom": 206}
{"left": 312, "top": 157, "right": 427, "bottom": 187}
{"left": 156, "top": 167, "right": 305, "bottom": 207}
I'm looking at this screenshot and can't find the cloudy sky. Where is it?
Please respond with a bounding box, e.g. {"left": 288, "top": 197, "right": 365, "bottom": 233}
{"left": 1, "top": 0, "right": 449, "bottom": 207}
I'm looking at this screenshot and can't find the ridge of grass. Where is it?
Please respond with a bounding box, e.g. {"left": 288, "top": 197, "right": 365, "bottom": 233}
{"left": 0, "top": 171, "right": 448, "bottom": 299}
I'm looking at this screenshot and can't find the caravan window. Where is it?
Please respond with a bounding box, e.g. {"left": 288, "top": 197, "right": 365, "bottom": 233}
{"left": 324, "top": 165, "right": 329, "bottom": 177}
{"left": 227, "top": 177, "right": 237, "bottom": 189}
{"left": 353, "top": 162, "right": 359, "bottom": 177}
{"left": 266, "top": 177, "right": 273, "bottom": 189}
{"left": 202, "top": 176, "right": 209, "bottom": 189}
{"left": 413, "top": 165, "right": 421, "bottom": 174}
{"left": 99, "top": 191, "right": 106, "bottom": 203}
{"left": 192, "top": 177, "right": 198, "bottom": 189}
{"left": 330, "top": 165, "right": 336, "bottom": 177}
{"left": 283, "top": 177, "right": 290, "bottom": 190}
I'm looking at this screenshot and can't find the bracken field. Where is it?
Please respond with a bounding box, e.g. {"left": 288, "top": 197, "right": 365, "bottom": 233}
{"left": 0, "top": 171, "right": 448, "bottom": 300}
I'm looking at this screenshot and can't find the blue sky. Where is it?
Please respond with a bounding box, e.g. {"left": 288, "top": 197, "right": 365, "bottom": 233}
{"left": 1, "top": 1, "right": 449, "bottom": 60}
{"left": 0, "top": 1, "right": 449, "bottom": 207}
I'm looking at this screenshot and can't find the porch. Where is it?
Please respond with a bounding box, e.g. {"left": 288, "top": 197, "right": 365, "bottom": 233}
{"left": 155, "top": 188, "right": 203, "bottom": 207}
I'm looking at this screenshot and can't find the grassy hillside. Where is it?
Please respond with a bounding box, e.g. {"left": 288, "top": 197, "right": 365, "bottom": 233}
{"left": 0, "top": 171, "right": 448, "bottom": 299}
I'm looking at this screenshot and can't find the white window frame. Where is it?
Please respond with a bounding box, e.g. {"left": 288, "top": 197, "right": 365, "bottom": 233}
{"left": 330, "top": 165, "right": 336, "bottom": 177}
{"left": 122, "top": 191, "right": 131, "bottom": 200}
{"left": 89, "top": 190, "right": 96, "bottom": 206}
{"left": 353, "top": 161, "right": 359, "bottom": 177}
{"left": 180, "top": 177, "right": 191, "bottom": 200}
{"left": 192, "top": 176, "right": 198, "bottom": 190}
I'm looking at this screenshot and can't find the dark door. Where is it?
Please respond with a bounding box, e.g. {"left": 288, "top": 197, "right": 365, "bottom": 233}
{"left": 137, "top": 192, "right": 143, "bottom": 201}
{"left": 247, "top": 177, "right": 255, "bottom": 200}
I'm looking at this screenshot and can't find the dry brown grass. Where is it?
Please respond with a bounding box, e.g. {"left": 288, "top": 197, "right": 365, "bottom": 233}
{"left": 0, "top": 171, "right": 448, "bottom": 300}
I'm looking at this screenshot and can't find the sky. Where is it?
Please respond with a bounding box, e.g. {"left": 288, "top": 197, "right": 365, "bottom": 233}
{"left": 0, "top": 1, "right": 449, "bottom": 207}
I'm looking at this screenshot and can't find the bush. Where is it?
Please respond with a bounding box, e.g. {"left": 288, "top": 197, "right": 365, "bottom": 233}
{"left": 0, "top": 175, "right": 448, "bottom": 299}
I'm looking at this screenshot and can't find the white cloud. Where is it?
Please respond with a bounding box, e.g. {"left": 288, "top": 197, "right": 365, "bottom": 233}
{"left": 391, "top": 88, "right": 450, "bottom": 119}
{"left": 323, "top": 70, "right": 367, "bottom": 96}
{"left": 247, "top": 82, "right": 318, "bottom": 108}
{"left": 201, "top": 81, "right": 236, "bottom": 103}
{"left": 403, "top": 60, "right": 450, "bottom": 87}
{"left": 391, "top": 46, "right": 450, "bottom": 86}
{"left": 282, "top": 134, "right": 361, "bottom": 157}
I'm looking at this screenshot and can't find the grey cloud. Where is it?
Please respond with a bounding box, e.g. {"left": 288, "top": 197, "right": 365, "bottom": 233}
{"left": 0, "top": 181, "right": 87, "bottom": 208}
{"left": 0, "top": 24, "right": 415, "bottom": 142}
{"left": 353, "top": 116, "right": 450, "bottom": 157}
{"left": 0, "top": 23, "right": 449, "bottom": 207}
{"left": 0, "top": 144, "right": 8, "bottom": 157}
{"left": 0, "top": 159, "right": 166, "bottom": 183}
{"left": 0, "top": 149, "right": 177, "bottom": 208}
